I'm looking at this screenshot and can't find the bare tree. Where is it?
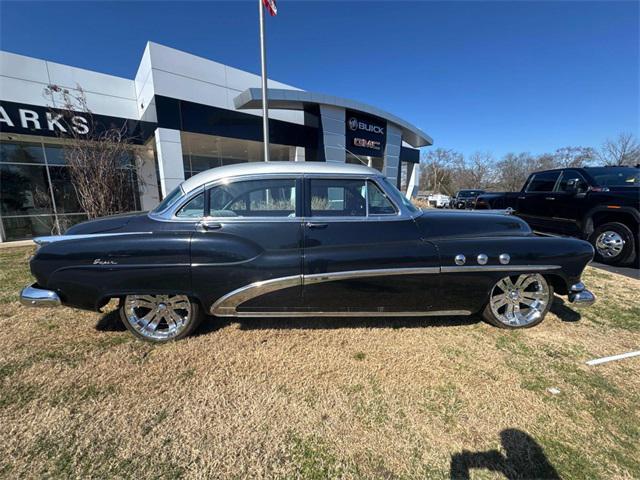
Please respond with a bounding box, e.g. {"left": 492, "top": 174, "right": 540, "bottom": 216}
{"left": 598, "top": 132, "right": 640, "bottom": 166}
{"left": 43, "top": 84, "right": 141, "bottom": 220}
{"left": 456, "top": 152, "right": 494, "bottom": 190}
{"left": 494, "top": 153, "right": 536, "bottom": 192}
{"left": 553, "top": 146, "right": 595, "bottom": 168}
{"left": 419, "top": 148, "right": 462, "bottom": 195}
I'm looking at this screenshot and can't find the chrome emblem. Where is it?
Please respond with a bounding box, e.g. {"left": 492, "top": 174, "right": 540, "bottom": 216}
{"left": 348, "top": 117, "right": 358, "bottom": 131}
{"left": 93, "top": 258, "right": 117, "bottom": 265}
{"left": 477, "top": 254, "right": 488, "bottom": 265}
{"left": 454, "top": 254, "right": 466, "bottom": 266}
{"left": 499, "top": 253, "right": 511, "bottom": 265}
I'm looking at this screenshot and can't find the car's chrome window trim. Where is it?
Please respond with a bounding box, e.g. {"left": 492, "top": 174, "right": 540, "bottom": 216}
{"left": 149, "top": 171, "right": 413, "bottom": 223}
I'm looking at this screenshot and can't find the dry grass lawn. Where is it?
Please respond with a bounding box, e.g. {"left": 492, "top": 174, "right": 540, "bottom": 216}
{"left": 1, "top": 246, "right": 639, "bottom": 479}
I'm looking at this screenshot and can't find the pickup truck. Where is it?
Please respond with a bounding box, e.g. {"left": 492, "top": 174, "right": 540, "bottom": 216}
{"left": 452, "top": 189, "right": 485, "bottom": 209}
{"left": 475, "top": 166, "right": 640, "bottom": 266}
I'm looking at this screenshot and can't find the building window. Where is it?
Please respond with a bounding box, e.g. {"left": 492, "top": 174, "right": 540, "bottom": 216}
{"left": 0, "top": 138, "right": 141, "bottom": 241}
{"left": 181, "top": 132, "right": 296, "bottom": 179}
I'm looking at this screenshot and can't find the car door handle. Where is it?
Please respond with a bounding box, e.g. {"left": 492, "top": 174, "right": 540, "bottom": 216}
{"left": 305, "top": 222, "right": 328, "bottom": 229}
{"left": 517, "top": 196, "right": 526, "bottom": 200}
{"left": 199, "top": 221, "right": 222, "bottom": 231}
{"left": 545, "top": 197, "right": 556, "bottom": 201}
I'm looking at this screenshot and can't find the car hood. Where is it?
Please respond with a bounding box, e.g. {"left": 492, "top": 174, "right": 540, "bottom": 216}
{"left": 64, "top": 212, "right": 151, "bottom": 235}
{"left": 414, "top": 210, "right": 531, "bottom": 239}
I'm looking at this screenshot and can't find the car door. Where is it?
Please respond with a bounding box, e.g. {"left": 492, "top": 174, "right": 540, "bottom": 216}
{"left": 301, "top": 176, "right": 440, "bottom": 313}
{"left": 190, "top": 176, "right": 304, "bottom": 315}
{"left": 551, "top": 170, "right": 590, "bottom": 235}
{"left": 516, "top": 171, "right": 561, "bottom": 232}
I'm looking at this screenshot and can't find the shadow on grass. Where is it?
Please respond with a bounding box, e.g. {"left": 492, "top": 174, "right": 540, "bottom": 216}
{"left": 551, "top": 296, "right": 581, "bottom": 323}
{"left": 95, "top": 310, "right": 127, "bottom": 332}
{"left": 450, "top": 429, "right": 560, "bottom": 480}
{"left": 198, "top": 314, "right": 480, "bottom": 334}
{"left": 98, "top": 299, "right": 582, "bottom": 337}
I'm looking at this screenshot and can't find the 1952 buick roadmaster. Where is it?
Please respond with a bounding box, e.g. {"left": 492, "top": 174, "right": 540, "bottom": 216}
{"left": 20, "top": 162, "right": 596, "bottom": 342}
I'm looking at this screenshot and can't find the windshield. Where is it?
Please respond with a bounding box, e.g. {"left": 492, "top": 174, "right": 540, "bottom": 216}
{"left": 586, "top": 167, "right": 639, "bottom": 187}
{"left": 151, "top": 185, "right": 184, "bottom": 214}
{"left": 379, "top": 177, "right": 419, "bottom": 214}
{"left": 458, "top": 190, "right": 483, "bottom": 198}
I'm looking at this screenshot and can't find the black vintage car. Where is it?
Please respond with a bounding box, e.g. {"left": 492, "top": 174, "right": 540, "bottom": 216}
{"left": 20, "top": 163, "right": 595, "bottom": 342}
{"left": 452, "top": 190, "right": 486, "bottom": 209}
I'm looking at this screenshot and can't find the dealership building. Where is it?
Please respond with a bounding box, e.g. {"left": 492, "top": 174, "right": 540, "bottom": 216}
{"left": 0, "top": 42, "right": 432, "bottom": 242}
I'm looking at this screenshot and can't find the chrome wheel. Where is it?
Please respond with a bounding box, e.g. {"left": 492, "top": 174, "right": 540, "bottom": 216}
{"left": 123, "top": 295, "right": 192, "bottom": 341}
{"left": 489, "top": 274, "right": 550, "bottom": 327}
{"left": 595, "top": 231, "right": 624, "bottom": 258}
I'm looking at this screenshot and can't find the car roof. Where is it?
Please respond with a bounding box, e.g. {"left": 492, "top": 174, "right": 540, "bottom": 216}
{"left": 180, "top": 161, "right": 381, "bottom": 193}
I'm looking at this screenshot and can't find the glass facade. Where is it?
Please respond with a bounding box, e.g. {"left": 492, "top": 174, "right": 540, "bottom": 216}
{"left": 0, "top": 136, "right": 140, "bottom": 241}
{"left": 181, "top": 132, "right": 296, "bottom": 179}
{"left": 346, "top": 151, "right": 384, "bottom": 172}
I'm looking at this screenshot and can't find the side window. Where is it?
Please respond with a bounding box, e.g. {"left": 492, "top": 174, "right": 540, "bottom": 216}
{"left": 208, "top": 178, "right": 296, "bottom": 217}
{"left": 367, "top": 181, "right": 397, "bottom": 215}
{"left": 557, "top": 171, "right": 588, "bottom": 193}
{"left": 310, "top": 179, "right": 366, "bottom": 217}
{"left": 525, "top": 171, "right": 561, "bottom": 192}
{"left": 176, "top": 193, "right": 204, "bottom": 218}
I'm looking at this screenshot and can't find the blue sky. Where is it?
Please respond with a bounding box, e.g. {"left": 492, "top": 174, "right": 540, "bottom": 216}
{"left": 0, "top": 1, "right": 637, "bottom": 158}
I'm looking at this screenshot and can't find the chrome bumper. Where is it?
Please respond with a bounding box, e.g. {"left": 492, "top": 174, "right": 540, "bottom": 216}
{"left": 19, "top": 283, "right": 61, "bottom": 308}
{"left": 568, "top": 282, "right": 596, "bottom": 308}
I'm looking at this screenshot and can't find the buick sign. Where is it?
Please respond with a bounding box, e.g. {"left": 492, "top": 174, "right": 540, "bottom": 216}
{"left": 348, "top": 116, "right": 384, "bottom": 135}
{"left": 345, "top": 110, "right": 387, "bottom": 156}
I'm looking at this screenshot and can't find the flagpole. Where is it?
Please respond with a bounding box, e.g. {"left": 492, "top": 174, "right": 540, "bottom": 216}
{"left": 258, "top": 0, "right": 270, "bottom": 162}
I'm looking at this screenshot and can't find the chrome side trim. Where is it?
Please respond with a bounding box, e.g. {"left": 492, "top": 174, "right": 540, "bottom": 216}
{"left": 226, "top": 310, "right": 472, "bottom": 318}
{"left": 210, "top": 265, "right": 564, "bottom": 316}
{"left": 304, "top": 267, "right": 440, "bottom": 285}
{"left": 211, "top": 267, "right": 441, "bottom": 316}
{"left": 20, "top": 283, "right": 61, "bottom": 308}
{"left": 34, "top": 232, "right": 153, "bottom": 246}
{"left": 211, "top": 275, "right": 302, "bottom": 316}
{"left": 441, "top": 265, "right": 561, "bottom": 273}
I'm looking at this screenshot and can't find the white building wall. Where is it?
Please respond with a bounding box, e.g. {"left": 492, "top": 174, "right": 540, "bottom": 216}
{"left": 0, "top": 51, "right": 139, "bottom": 119}
{"left": 143, "top": 42, "right": 304, "bottom": 126}
{"left": 154, "top": 128, "right": 185, "bottom": 196}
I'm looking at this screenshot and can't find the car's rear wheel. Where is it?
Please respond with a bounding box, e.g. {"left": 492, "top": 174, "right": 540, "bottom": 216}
{"left": 482, "top": 274, "right": 553, "bottom": 329}
{"left": 589, "top": 222, "right": 636, "bottom": 266}
{"left": 119, "top": 294, "right": 203, "bottom": 342}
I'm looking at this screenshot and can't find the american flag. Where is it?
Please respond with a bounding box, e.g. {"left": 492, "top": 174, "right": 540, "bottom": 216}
{"left": 262, "top": 0, "right": 277, "bottom": 16}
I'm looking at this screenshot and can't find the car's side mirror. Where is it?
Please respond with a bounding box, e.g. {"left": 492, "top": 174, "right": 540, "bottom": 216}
{"left": 564, "top": 179, "right": 579, "bottom": 195}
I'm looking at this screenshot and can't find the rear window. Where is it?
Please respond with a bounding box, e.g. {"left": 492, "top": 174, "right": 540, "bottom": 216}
{"left": 526, "top": 171, "right": 560, "bottom": 192}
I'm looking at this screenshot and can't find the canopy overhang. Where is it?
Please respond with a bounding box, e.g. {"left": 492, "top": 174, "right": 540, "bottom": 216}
{"left": 233, "top": 88, "right": 433, "bottom": 148}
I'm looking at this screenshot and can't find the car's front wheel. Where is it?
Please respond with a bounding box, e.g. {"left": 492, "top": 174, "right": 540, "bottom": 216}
{"left": 589, "top": 222, "right": 636, "bottom": 266}
{"left": 119, "top": 294, "right": 204, "bottom": 342}
{"left": 482, "top": 274, "right": 553, "bottom": 329}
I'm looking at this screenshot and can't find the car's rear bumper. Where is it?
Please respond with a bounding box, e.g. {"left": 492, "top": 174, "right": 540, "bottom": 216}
{"left": 20, "top": 283, "right": 61, "bottom": 308}
{"left": 567, "top": 282, "right": 596, "bottom": 307}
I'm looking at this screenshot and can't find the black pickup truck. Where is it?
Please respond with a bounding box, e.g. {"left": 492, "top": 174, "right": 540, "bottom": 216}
{"left": 475, "top": 166, "right": 640, "bottom": 266}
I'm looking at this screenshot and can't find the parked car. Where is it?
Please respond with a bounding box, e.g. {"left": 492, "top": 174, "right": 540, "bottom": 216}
{"left": 452, "top": 190, "right": 485, "bottom": 209}
{"left": 21, "top": 162, "right": 595, "bottom": 342}
{"left": 428, "top": 193, "right": 451, "bottom": 208}
{"left": 475, "top": 166, "right": 640, "bottom": 266}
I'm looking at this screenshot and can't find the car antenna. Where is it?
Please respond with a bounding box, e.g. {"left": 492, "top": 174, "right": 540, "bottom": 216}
{"left": 339, "top": 144, "right": 369, "bottom": 167}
